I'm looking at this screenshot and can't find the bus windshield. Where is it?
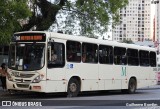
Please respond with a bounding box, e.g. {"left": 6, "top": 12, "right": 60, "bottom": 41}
{"left": 8, "top": 43, "right": 45, "bottom": 71}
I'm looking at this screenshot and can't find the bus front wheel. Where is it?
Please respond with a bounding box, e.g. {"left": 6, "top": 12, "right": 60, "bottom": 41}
{"left": 67, "top": 78, "right": 80, "bottom": 97}
{"left": 128, "top": 78, "right": 136, "bottom": 94}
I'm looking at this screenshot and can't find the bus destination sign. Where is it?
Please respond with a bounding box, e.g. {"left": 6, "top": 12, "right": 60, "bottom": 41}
{"left": 13, "top": 33, "right": 46, "bottom": 42}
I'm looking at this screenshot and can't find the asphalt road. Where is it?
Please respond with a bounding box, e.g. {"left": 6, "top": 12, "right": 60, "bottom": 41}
{"left": 0, "top": 85, "right": 160, "bottom": 109}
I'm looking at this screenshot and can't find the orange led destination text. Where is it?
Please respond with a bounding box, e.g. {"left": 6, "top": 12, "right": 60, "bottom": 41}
{"left": 20, "top": 35, "right": 42, "bottom": 41}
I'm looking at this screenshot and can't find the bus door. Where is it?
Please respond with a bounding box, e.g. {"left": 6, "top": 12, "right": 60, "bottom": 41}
{"left": 46, "top": 38, "right": 66, "bottom": 92}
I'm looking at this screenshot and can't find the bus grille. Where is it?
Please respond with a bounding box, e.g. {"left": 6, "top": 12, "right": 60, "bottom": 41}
{"left": 16, "top": 84, "right": 29, "bottom": 88}
{"left": 15, "top": 74, "right": 35, "bottom": 78}
{"left": 15, "top": 79, "right": 31, "bottom": 83}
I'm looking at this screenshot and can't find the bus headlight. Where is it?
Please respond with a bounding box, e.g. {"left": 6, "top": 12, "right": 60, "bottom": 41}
{"left": 32, "top": 75, "right": 44, "bottom": 83}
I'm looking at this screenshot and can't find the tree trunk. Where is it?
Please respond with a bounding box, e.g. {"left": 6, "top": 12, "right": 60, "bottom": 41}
{"left": 22, "top": 0, "right": 66, "bottom": 31}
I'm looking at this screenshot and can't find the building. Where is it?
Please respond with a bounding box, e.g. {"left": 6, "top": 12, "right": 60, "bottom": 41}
{"left": 152, "top": 0, "right": 160, "bottom": 51}
{"left": 112, "top": 0, "right": 152, "bottom": 42}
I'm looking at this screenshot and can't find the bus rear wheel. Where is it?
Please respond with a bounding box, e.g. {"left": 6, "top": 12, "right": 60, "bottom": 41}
{"left": 67, "top": 78, "right": 80, "bottom": 97}
{"left": 128, "top": 78, "right": 136, "bottom": 94}
{"left": 122, "top": 78, "right": 137, "bottom": 94}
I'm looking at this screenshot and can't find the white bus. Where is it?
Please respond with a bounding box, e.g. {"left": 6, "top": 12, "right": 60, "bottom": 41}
{"left": 7, "top": 31, "right": 157, "bottom": 97}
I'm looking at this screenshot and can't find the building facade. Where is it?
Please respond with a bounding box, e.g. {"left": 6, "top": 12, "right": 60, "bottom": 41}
{"left": 112, "top": 0, "right": 152, "bottom": 42}
{"left": 153, "top": 0, "right": 160, "bottom": 44}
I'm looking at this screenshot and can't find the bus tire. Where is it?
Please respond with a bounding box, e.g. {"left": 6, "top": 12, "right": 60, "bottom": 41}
{"left": 128, "top": 78, "right": 136, "bottom": 94}
{"left": 67, "top": 78, "right": 80, "bottom": 97}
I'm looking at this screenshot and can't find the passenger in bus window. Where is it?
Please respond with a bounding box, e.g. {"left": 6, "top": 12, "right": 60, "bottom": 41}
{"left": 114, "top": 56, "right": 118, "bottom": 64}
{"left": 121, "top": 53, "right": 127, "bottom": 65}
{"left": 88, "top": 54, "right": 95, "bottom": 62}
{"left": 51, "top": 50, "right": 57, "bottom": 62}
{"left": 82, "top": 53, "right": 86, "bottom": 62}
{"left": 67, "top": 49, "right": 73, "bottom": 61}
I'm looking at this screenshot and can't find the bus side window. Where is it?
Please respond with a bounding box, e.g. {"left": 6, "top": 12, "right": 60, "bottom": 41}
{"left": 67, "top": 40, "right": 81, "bottom": 62}
{"left": 114, "top": 47, "right": 126, "bottom": 65}
{"left": 127, "top": 49, "right": 139, "bottom": 66}
{"left": 150, "top": 52, "right": 156, "bottom": 67}
{"left": 48, "top": 42, "right": 65, "bottom": 68}
{"left": 82, "top": 43, "right": 98, "bottom": 63}
{"left": 99, "top": 45, "right": 113, "bottom": 64}
{"left": 139, "top": 50, "right": 149, "bottom": 66}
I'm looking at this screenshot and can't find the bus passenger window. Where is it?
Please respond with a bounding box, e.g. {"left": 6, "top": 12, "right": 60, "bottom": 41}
{"left": 48, "top": 42, "right": 65, "bottom": 68}
{"left": 99, "top": 45, "right": 113, "bottom": 64}
{"left": 82, "top": 43, "right": 98, "bottom": 63}
{"left": 127, "top": 49, "right": 139, "bottom": 66}
{"left": 114, "top": 47, "right": 126, "bottom": 65}
{"left": 139, "top": 50, "right": 149, "bottom": 66}
{"left": 67, "top": 41, "right": 81, "bottom": 62}
{"left": 150, "top": 52, "right": 156, "bottom": 67}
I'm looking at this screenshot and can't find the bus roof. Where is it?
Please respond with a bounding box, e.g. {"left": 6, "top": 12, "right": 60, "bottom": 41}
{"left": 14, "top": 31, "right": 156, "bottom": 52}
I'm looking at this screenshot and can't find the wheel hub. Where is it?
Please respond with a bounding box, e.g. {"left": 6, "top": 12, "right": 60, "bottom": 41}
{"left": 69, "top": 83, "right": 77, "bottom": 92}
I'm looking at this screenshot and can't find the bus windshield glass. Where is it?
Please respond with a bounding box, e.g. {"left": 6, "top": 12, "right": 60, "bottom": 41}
{"left": 8, "top": 43, "right": 45, "bottom": 71}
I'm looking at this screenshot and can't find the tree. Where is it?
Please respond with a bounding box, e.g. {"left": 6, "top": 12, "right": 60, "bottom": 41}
{"left": 23, "top": 0, "right": 128, "bottom": 37}
{"left": 0, "top": 0, "right": 31, "bottom": 44}
{"left": 22, "top": 0, "right": 65, "bottom": 31}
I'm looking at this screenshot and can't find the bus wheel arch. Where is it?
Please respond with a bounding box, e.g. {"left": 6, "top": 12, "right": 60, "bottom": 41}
{"left": 67, "top": 76, "right": 81, "bottom": 97}
{"left": 128, "top": 77, "right": 137, "bottom": 94}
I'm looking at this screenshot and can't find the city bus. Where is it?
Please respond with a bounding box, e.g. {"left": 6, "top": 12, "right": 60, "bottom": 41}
{"left": 6, "top": 31, "right": 157, "bottom": 97}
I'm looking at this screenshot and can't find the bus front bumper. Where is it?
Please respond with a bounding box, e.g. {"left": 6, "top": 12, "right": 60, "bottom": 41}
{"left": 6, "top": 80, "right": 46, "bottom": 92}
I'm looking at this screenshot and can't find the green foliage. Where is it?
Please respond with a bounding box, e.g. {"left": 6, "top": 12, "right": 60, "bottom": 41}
{"left": 2, "top": 0, "right": 127, "bottom": 40}
{"left": 0, "top": 0, "right": 31, "bottom": 44}
{"left": 54, "top": 0, "right": 128, "bottom": 37}
{"left": 0, "top": 0, "right": 128, "bottom": 43}
{"left": 26, "top": 0, "right": 128, "bottom": 38}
